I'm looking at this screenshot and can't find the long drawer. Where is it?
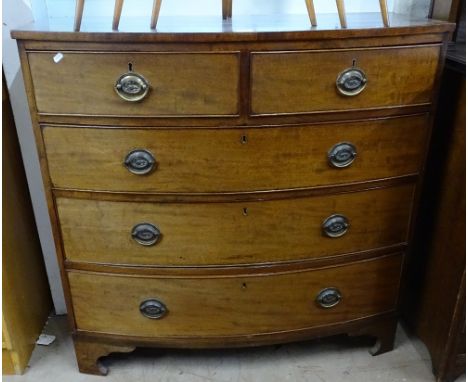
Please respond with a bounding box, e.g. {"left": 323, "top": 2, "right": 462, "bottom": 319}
{"left": 57, "top": 184, "right": 414, "bottom": 266}
{"left": 28, "top": 51, "right": 240, "bottom": 116}
{"left": 43, "top": 115, "right": 428, "bottom": 193}
{"left": 69, "top": 254, "right": 402, "bottom": 337}
{"left": 251, "top": 45, "right": 440, "bottom": 115}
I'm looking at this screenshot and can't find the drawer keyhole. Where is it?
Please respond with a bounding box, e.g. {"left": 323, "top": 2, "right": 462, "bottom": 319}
{"left": 128, "top": 62, "right": 133, "bottom": 72}
{"left": 241, "top": 135, "right": 248, "bottom": 144}
{"left": 243, "top": 207, "right": 248, "bottom": 216}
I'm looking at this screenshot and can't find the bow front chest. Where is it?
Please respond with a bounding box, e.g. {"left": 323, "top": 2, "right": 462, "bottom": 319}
{"left": 12, "top": 14, "right": 453, "bottom": 375}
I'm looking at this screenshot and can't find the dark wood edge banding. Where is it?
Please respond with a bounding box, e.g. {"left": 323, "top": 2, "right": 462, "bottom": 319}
{"left": 65, "top": 251, "right": 404, "bottom": 278}
{"left": 18, "top": 34, "right": 451, "bottom": 55}
{"left": 249, "top": 103, "right": 433, "bottom": 118}
{"left": 26, "top": 42, "right": 441, "bottom": 55}
{"left": 27, "top": 49, "right": 243, "bottom": 54}
{"left": 52, "top": 175, "right": 418, "bottom": 203}
{"left": 39, "top": 112, "right": 242, "bottom": 119}
{"left": 73, "top": 311, "right": 398, "bottom": 348}
{"left": 40, "top": 111, "right": 429, "bottom": 130}
{"left": 249, "top": 42, "right": 443, "bottom": 55}
{"left": 35, "top": 103, "right": 431, "bottom": 120}
{"left": 36, "top": 105, "right": 432, "bottom": 127}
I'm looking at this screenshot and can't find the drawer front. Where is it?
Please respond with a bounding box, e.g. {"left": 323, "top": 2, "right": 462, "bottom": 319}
{"left": 58, "top": 185, "right": 413, "bottom": 266}
{"left": 251, "top": 45, "right": 440, "bottom": 115}
{"left": 28, "top": 52, "right": 239, "bottom": 116}
{"left": 69, "top": 254, "right": 402, "bottom": 337}
{"left": 43, "top": 116, "right": 428, "bottom": 193}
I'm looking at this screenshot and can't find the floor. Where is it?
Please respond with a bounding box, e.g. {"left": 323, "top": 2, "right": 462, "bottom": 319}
{"left": 4, "top": 316, "right": 466, "bottom": 382}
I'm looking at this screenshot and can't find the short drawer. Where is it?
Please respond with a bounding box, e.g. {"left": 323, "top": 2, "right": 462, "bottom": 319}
{"left": 69, "top": 254, "right": 402, "bottom": 337}
{"left": 28, "top": 51, "right": 239, "bottom": 116}
{"left": 43, "top": 115, "right": 428, "bottom": 193}
{"left": 57, "top": 184, "right": 414, "bottom": 266}
{"left": 251, "top": 45, "right": 440, "bottom": 115}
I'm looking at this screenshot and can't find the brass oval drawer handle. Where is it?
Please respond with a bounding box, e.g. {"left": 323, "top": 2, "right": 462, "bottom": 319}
{"left": 139, "top": 299, "right": 167, "bottom": 319}
{"left": 336, "top": 67, "right": 367, "bottom": 96}
{"left": 322, "top": 214, "right": 349, "bottom": 238}
{"left": 131, "top": 223, "right": 161, "bottom": 246}
{"left": 115, "top": 72, "right": 150, "bottom": 102}
{"left": 316, "top": 287, "right": 342, "bottom": 308}
{"left": 328, "top": 142, "right": 357, "bottom": 168}
{"left": 124, "top": 149, "right": 156, "bottom": 175}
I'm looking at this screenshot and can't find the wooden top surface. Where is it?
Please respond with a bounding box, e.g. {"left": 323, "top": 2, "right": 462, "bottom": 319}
{"left": 12, "top": 12, "right": 454, "bottom": 42}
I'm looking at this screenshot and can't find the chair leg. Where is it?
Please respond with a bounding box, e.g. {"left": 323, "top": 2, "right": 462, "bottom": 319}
{"left": 222, "top": 0, "right": 232, "bottom": 20}
{"left": 112, "top": 0, "right": 124, "bottom": 31}
{"left": 150, "top": 0, "right": 162, "bottom": 29}
{"left": 73, "top": 0, "right": 85, "bottom": 31}
{"left": 379, "top": 0, "right": 390, "bottom": 27}
{"left": 336, "top": 0, "right": 347, "bottom": 28}
{"left": 305, "top": 0, "right": 318, "bottom": 26}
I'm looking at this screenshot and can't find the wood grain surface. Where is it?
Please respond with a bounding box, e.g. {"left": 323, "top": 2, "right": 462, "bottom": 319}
{"left": 56, "top": 184, "right": 414, "bottom": 266}
{"left": 251, "top": 45, "right": 440, "bottom": 115}
{"left": 28, "top": 51, "right": 240, "bottom": 116}
{"left": 43, "top": 115, "right": 428, "bottom": 193}
{"left": 68, "top": 254, "right": 402, "bottom": 337}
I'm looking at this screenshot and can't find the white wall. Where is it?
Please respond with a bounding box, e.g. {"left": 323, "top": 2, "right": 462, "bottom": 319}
{"left": 3, "top": 0, "right": 431, "bottom": 315}
{"left": 45, "top": 0, "right": 397, "bottom": 18}
{"left": 43, "top": 0, "right": 433, "bottom": 19}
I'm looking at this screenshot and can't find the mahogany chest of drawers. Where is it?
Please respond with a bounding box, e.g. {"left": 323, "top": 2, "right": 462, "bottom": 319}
{"left": 13, "top": 14, "right": 454, "bottom": 375}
